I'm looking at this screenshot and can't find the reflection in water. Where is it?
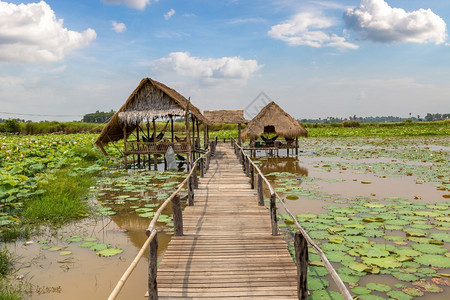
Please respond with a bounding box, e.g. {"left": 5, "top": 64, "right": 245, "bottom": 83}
{"left": 258, "top": 157, "right": 309, "bottom": 177}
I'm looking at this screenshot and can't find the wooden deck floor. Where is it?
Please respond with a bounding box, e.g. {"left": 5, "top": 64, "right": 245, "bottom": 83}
{"left": 157, "top": 143, "right": 298, "bottom": 299}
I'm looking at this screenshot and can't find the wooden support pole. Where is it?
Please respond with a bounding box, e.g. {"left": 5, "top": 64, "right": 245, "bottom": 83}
{"left": 193, "top": 163, "right": 198, "bottom": 189}
{"left": 200, "top": 158, "right": 204, "bottom": 177}
{"left": 136, "top": 121, "right": 141, "bottom": 168}
{"left": 188, "top": 176, "right": 194, "bottom": 206}
{"left": 295, "top": 232, "right": 308, "bottom": 300}
{"left": 257, "top": 174, "right": 264, "bottom": 206}
{"left": 147, "top": 122, "right": 151, "bottom": 170}
{"left": 250, "top": 164, "right": 254, "bottom": 189}
{"left": 171, "top": 195, "right": 183, "bottom": 236}
{"left": 123, "top": 126, "right": 128, "bottom": 170}
{"left": 296, "top": 137, "right": 299, "bottom": 155}
{"left": 170, "top": 115, "right": 174, "bottom": 143}
{"left": 270, "top": 193, "right": 278, "bottom": 236}
{"left": 148, "top": 233, "right": 158, "bottom": 300}
{"left": 238, "top": 123, "right": 242, "bottom": 146}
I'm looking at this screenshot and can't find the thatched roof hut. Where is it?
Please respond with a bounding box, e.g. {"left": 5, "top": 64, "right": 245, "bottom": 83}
{"left": 204, "top": 110, "right": 247, "bottom": 124}
{"left": 95, "top": 77, "right": 210, "bottom": 153}
{"left": 241, "top": 101, "right": 307, "bottom": 140}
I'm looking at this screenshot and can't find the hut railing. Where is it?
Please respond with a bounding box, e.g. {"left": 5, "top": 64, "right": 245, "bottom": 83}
{"left": 107, "top": 139, "right": 218, "bottom": 300}
{"left": 231, "top": 137, "right": 352, "bottom": 300}
{"left": 124, "top": 141, "right": 189, "bottom": 154}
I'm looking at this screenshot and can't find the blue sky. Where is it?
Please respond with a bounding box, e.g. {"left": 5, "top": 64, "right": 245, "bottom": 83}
{"left": 0, "top": 0, "right": 449, "bottom": 121}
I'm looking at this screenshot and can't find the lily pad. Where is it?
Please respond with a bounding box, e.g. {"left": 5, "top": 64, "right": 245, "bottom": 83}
{"left": 391, "top": 271, "right": 419, "bottom": 282}
{"left": 386, "top": 290, "right": 412, "bottom": 300}
{"left": 414, "top": 254, "right": 450, "bottom": 268}
{"left": 310, "top": 290, "right": 345, "bottom": 300}
{"left": 362, "top": 256, "right": 401, "bottom": 269}
{"left": 67, "top": 236, "right": 83, "bottom": 242}
{"left": 97, "top": 248, "right": 123, "bottom": 257}
{"left": 286, "top": 195, "right": 299, "bottom": 200}
{"left": 351, "top": 286, "right": 371, "bottom": 295}
{"left": 366, "top": 282, "right": 391, "bottom": 292}
{"left": 402, "top": 287, "right": 424, "bottom": 297}
{"left": 60, "top": 250, "right": 72, "bottom": 256}
{"left": 411, "top": 244, "right": 447, "bottom": 254}
{"left": 90, "top": 243, "right": 110, "bottom": 251}
{"left": 412, "top": 280, "right": 444, "bottom": 293}
{"left": 307, "top": 277, "right": 329, "bottom": 291}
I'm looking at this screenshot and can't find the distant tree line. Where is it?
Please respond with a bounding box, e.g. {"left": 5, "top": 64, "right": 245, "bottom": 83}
{"left": 81, "top": 110, "right": 115, "bottom": 123}
{"left": 300, "top": 113, "right": 449, "bottom": 123}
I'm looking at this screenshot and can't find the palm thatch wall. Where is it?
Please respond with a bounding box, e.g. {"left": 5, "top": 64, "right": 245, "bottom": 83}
{"left": 95, "top": 77, "right": 210, "bottom": 152}
{"left": 204, "top": 110, "right": 247, "bottom": 124}
{"left": 241, "top": 101, "right": 307, "bottom": 140}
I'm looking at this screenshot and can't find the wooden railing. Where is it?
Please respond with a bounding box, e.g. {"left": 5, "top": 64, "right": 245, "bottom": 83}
{"left": 124, "top": 141, "right": 189, "bottom": 154}
{"left": 231, "top": 137, "right": 352, "bottom": 300}
{"left": 107, "top": 139, "right": 217, "bottom": 300}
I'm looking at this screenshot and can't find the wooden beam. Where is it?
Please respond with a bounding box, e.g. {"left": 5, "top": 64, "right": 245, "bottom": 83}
{"left": 148, "top": 233, "right": 158, "bottom": 300}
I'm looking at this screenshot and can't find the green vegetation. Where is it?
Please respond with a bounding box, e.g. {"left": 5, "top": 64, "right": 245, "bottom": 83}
{"left": 82, "top": 110, "right": 115, "bottom": 123}
{"left": 0, "top": 121, "right": 103, "bottom": 135}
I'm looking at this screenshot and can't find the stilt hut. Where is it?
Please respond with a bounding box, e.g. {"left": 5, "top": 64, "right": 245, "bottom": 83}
{"left": 203, "top": 110, "right": 247, "bottom": 145}
{"left": 95, "top": 78, "right": 210, "bottom": 170}
{"left": 241, "top": 101, "right": 308, "bottom": 156}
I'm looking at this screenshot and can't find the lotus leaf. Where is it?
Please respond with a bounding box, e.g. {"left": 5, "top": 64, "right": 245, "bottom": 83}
{"left": 328, "top": 235, "right": 345, "bottom": 244}
{"left": 404, "top": 228, "right": 428, "bottom": 237}
{"left": 285, "top": 195, "right": 299, "bottom": 200}
{"left": 435, "top": 216, "right": 450, "bottom": 222}
{"left": 412, "top": 280, "right": 443, "bottom": 293}
{"left": 308, "top": 266, "right": 329, "bottom": 277}
{"left": 338, "top": 273, "right": 360, "bottom": 283}
{"left": 41, "top": 245, "right": 51, "bottom": 250}
{"left": 386, "top": 290, "right": 412, "bottom": 300}
{"left": 394, "top": 248, "right": 422, "bottom": 257}
{"left": 47, "top": 246, "right": 62, "bottom": 252}
{"left": 320, "top": 243, "right": 349, "bottom": 252}
{"left": 358, "top": 294, "right": 386, "bottom": 300}
{"left": 402, "top": 287, "right": 424, "bottom": 296}
{"left": 414, "top": 254, "right": 450, "bottom": 268}
{"left": 80, "top": 242, "right": 97, "bottom": 248}
{"left": 310, "top": 290, "right": 345, "bottom": 300}
{"left": 90, "top": 243, "right": 110, "bottom": 251}
{"left": 430, "top": 232, "right": 450, "bottom": 243}
{"left": 67, "top": 236, "right": 83, "bottom": 242}
{"left": 307, "top": 276, "right": 329, "bottom": 290}
{"left": 348, "top": 263, "right": 369, "bottom": 273}
{"left": 309, "top": 230, "right": 331, "bottom": 240}
{"left": 345, "top": 236, "right": 369, "bottom": 244}
{"left": 84, "top": 238, "right": 98, "bottom": 242}
{"left": 385, "top": 219, "right": 409, "bottom": 226}
{"left": 391, "top": 271, "right": 419, "bottom": 282}
{"left": 411, "top": 244, "right": 447, "bottom": 254}
{"left": 351, "top": 286, "right": 371, "bottom": 295}
{"left": 384, "top": 235, "right": 406, "bottom": 242}
{"left": 97, "top": 248, "right": 123, "bottom": 257}
{"left": 362, "top": 256, "right": 401, "bottom": 269}
{"left": 60, "top": 250, "right": 72, "bottom": 256}
{"left": 366, "top": 282, "right": 392, "bottom": 292}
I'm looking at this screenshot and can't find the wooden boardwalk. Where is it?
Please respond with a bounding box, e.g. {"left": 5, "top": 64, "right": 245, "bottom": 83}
{"left": 157, "top": 143, "right": 298, "bottom": 299}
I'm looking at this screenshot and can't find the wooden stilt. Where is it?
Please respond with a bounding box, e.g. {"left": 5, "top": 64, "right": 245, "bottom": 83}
{"left": 295, "top": 232, "right": 308, "bottom": 299}
{"left": 136, "top": 121, "right": 141, "bottom": 168}
{"left": 147, "top": 233, "right": 158, "bottom": 300}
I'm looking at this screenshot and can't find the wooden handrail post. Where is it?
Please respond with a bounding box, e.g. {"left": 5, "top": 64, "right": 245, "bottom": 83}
{"left": 206, "top": 152, "right": 210, "bottom": 171}
{"left": 200, "top": 157, "right": 204, "bottom": 177}
{"left": 250, "top": 165, "right": 254, "bottom": 189}
{"left": 295, "top": 232, "right": 308, "bottom": 300}
{"left": 148, "top": 233, "right": 158, "bottom": 300}
{"left": 171, "top": 195, "right": 183, "bottom": 236}
{"left": 188, "top": 176, "right": 194, "bottom": 206}
{"left": 270, "top": 193, "right": 278, "bottom": 236}
{"left": 193, "top": 163, "right": 198, "bottom": 189}
{"left": 257, "top": 174, "right": 264, "bottom": 206}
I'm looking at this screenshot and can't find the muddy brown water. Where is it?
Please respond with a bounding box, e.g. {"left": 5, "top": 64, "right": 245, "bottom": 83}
{"left": 7, "top": 149, "right": 450, "bottom": 299}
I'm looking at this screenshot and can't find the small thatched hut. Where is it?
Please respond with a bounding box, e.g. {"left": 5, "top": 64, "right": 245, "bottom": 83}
{"left": 95, "top": 77, "right": 210, "bottom": 169}
{"left": 241, "top": 101, "right": 307, "bottom": 155}
{"left": 204, "top": 110, "right": 247, "bottom": 145}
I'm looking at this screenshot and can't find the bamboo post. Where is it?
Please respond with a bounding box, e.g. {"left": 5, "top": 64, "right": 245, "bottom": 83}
{"left": 188, "top": 176, "right": 194, "bottom": 206}
{"left": 206, "top": 152, "right": 210, "bottom": 171}
{"left": 123, "top": 126, "right": 128, "bottom": 170}
{"left": 185, "top": 100, "right": 192, "bottom": 170}
{"left": 270, "top": 193, "right": 278, "bottom": 236}
{"left": 136, "top": 121, "right": 141, "bottom": 168}
{"left": 295, "top": 232, "right": 308, "bottom": 300}
{"left": 295, "top": 137, "right": 299, "bottom": 155}
{"left": 257, "top": 174, "right": 264, "bottom": 206}
{"left": 238, "top": 123, "right": 242, "bottom": 146}
{"left": 171, "top": 195, "right": 183, "bottom": 236}
{"left": 148, "top": 233, "right": 158, "bottom": 300}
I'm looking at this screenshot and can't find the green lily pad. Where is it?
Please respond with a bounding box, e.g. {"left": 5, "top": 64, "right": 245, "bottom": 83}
{"left": 348, "top": 263, "right": 369, "bottom": 273}
{"left": 47, "top": 246, "right": 62, "bottom": 252}
{"left": 429, "top": 232, "right": 450, "bottom": 243}
{"left": 310, "top": 290, "right": 345, "bottom": 300}
{"left": 60, "top": 250, "right": 72, "bottom": 256}
{"left": 366, "top": 282, "right": 391, "bottom": 292}
{"left": 97, "top": 248, "right": 123, "bottom": 257}
{"left": 80, "top": 241, "right": 98, "bottom": 248}
{"left": 67, "top": 236, "right": 83, "bottom": 242}
{"left": 412, "top": 280, "right": 443, "bottom": 293}
{"left": 84, "top": 237, "right": 98, "bottom": 242}
{"left": 414, "top": 254, "right": 450, "bottom": 268}
{"left": 394, "top": 248, "right": 422, "bottom": 257}
{"left": 307, "top": 276, "right": 329, "bottom": 291}
{"left": 386, "top": 290, "right": 412, "bottom": 300}
{"left": 351, "top": 286, "right": 371, "bottom": 295}
{"left": 411, "top": 244, "right": 447, "bottom": 254}
{"left": 90, "top": 243, "right": 110, "bottom": 251}
{"left": 362, "top": 256, "right": 401, "bottom": 269}
{"left": 286, "top": 195, "right": 299, "bottom": 200}
{"left": 392, "top": 271, "right": 419, "bottom": 282}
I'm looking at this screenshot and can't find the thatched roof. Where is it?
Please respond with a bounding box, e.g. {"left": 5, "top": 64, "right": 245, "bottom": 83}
{"left": 241, "top": 101, "right": 308, "bottom": 140}
{"left": 204, "top": 110, "right": 247, "bottom": 124}
{"left": 95, "top": 78, "right": 210, "bottom": 151}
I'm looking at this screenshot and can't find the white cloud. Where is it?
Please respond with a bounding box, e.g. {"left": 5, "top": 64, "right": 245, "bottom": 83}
{"left": 153, "top": 52, "right": 262, "bottom": 85}
{"left": 0, "top": 1, "right": 96, "bottom": 63}
{"left": 268, "top": 11, "right": 358, "bottom": 50}
{"left": 164, "top": 9, "right": 175, "bottom": 20}
{"left": 102, "top": 0, "right": 151, "bottom": 10}
{"left": 111, "top": 21, "right": 126, "bottom": 33}
{"left": 344, "top": 0, "right": 447, "bottom": 44}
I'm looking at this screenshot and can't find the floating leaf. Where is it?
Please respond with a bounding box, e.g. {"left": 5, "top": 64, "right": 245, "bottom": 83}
{"left": 386, "top": 290, "right": 412, "bottom": 300}
{"left": 80, "top": 242, "right": 97, "bottom": 248}
{"left": 97, "top": 248, "right": 123, "bottom": 257}
{"left": 402, "top": 287, "right": 424, "bottom": 297}
{"left": 351, "top": 286, "right": 371, "bottom": 295}
{"left": 414, "top": 254, "right": 450, "bottom": 268}
{"left": 362, "top": 256, "right": 401, "bottom": 269}
{"left": 307, "top": 277, "right": 329, "bottom": 291}
{"left": 392, "top": 271, "right": 419, "bottom": 282}
{"left": 60, "top": 250, "right": 72, "bottom": 256}
{"left": 67, "top": 236, "right": 83, "bottom": 242}
{"left": 47, "top": 247, "right": 62, "bottom": 252}
{"left": 286, "top": 195, "right": 299, "bottom": 200}
{"left": 366, "top": 282, "right": 391, "bottom": 292}
{"left": 412, "top": 280, "right": 444, "bottom": 293}
{"left": 310, "top": 290, "right": 345, "bottom": 300}
{"left": 90, "top": 243, "right": 110, "bottom": 251}
{"left": 411, "top": 244, "right": 446, "bottom": 254}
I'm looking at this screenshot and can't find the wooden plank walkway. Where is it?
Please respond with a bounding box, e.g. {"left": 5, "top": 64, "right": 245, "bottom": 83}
{"left": 157, "top": 143, "right": 298, "bottom": 299}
